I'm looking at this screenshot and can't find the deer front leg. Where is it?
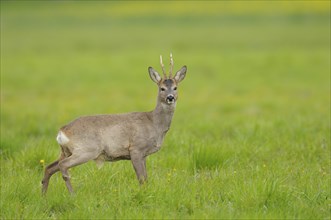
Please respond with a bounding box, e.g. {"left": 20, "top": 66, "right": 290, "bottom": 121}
{"left": 143, "top": 158, "right": 147, "bottom": 180}
{"left": 130, "top": 151, "right": 147, "bottom": 184}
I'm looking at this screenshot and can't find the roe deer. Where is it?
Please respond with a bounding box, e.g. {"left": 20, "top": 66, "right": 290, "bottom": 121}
{"left": 41, "top": 54, "right": 187, "bottom": 194}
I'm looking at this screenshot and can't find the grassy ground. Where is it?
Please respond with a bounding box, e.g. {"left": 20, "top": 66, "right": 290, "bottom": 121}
{"left": 1, "top": 1, "right": 330, "bottom": 219}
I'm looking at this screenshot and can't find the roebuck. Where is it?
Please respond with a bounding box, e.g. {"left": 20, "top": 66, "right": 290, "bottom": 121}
{"left": 42, "top": 54, "right": 187, "bottom": 194}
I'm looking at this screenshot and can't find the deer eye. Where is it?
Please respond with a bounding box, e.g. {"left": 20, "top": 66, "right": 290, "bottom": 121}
{"left": 173, "top": 87, "right": 177, "bottom": 91}
{"left": 160, "top": 88, "right": 166, "bottom": 91}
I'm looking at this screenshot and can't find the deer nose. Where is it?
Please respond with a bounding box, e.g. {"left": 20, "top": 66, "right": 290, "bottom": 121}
{"left": 166, "top": 95, "right": 175, "bottom": 102}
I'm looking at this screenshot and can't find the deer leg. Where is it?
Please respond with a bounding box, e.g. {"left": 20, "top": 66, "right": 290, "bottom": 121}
{"left": 143, "top": 157, "right": 147, "bottom": 181}
{"left": 130, "top": 152, "right": 147, "bottom": 184}
{"left": 41, "top": 157, "right": 64, "bottom": 195}
{"left": 58, "top": 153, "right": 94, "bottom": 194}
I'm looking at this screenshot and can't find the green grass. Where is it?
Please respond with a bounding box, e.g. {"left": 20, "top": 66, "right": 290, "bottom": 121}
{"left": 1, "top": 1, "right": 330, "bottom": 219}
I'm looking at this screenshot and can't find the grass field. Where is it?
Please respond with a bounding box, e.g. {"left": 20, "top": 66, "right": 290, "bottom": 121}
{"left": 1, "top": 1, "right": 330, "bottom": 219}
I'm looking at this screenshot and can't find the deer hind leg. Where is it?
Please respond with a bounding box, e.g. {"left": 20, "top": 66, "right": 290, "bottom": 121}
{"left": 58, "top": 152, "right": 97, "bottom": 194}
{"left": 41, "top": 154, "right": 65, "bottom": 195}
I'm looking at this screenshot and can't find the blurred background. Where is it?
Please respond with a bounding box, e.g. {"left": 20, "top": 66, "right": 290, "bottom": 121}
{"left": 2, "top": 2, "right": 329, "bottom": 125}
{"left": 2, "top": 1, "right": 330, "bottom": 146}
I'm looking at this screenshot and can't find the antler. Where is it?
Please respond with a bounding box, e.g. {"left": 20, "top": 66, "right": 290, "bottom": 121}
{"left": 169, "top": 53, "right": 174, "bottom": 78}
{"left": 160, "top": 55, "right": 167, "bottom": 79}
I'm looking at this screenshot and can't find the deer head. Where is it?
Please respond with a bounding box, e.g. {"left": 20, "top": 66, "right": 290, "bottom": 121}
{"left": 148, "top": 53, "right": 187, "bottom": 105}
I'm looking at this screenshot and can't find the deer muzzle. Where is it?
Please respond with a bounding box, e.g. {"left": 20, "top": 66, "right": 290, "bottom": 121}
{"left": 166, "top": 95, "right": 175, "bottom": 104}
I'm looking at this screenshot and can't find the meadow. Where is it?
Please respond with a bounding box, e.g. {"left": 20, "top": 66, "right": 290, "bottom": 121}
{"left": 1, "top": 1, "right": 330, "bottom": 219}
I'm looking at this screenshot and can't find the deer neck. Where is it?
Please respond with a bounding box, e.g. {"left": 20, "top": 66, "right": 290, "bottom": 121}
{"left": 152, "top": 97, "right": 176, "bottom": 132}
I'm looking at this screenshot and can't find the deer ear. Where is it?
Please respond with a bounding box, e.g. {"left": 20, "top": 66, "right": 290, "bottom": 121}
{"left": 174, "top": 66, "right": 187, "bottom": 83}
{"left": 148, "top": 67, "right": 162, "bottom": 84}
